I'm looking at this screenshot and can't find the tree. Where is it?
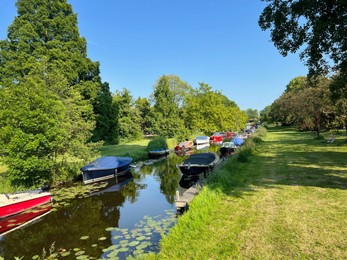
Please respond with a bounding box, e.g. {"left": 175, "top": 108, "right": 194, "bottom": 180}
{"left": 245, "top": 108, "right": 259, "bottom": 121}
{"left": 268, "top": 76, "right": 335, "bottom": 137}
{"left": 149, "top": 76, "right": 187, "bottom": 138}
{"left": 183, "top": 83, "right": 247, "bottom": 134}
{"left": 259, "top": 0, "right": 347, "bottom": 101}
{"left": 91, "top": 82, "right": 119, "bottom": 144}
{"left": 112, "top": 89, "right": 142, "bottom": 142}
{"left": 260, "top": 105, "right": 272, "bottom": 123}
{"left": 259, "top": 1, "right": 347, "bottom": 75}
{"left": 135, "top": 97, "right": 151, "bottom": 134}
{"left": 0, "top": 67, "right": 98, "bottom": 187}
{"left": 0, "top": 0, "right": 114, "bottom": 143}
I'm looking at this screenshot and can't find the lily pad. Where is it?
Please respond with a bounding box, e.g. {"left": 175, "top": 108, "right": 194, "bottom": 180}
{"left": 128, "top": 241, "right": 140, "bottom": 247}
{"left": 75, "top": 250, "right": 85, "bottom": 256}
{"left": 60, "top": 251, "right": 71, "bottom": 257}
{"left": 98, "top": 236, "right": 107, "bottom": 241}
{"left": 80, "top": 236, "right": 89, "bottom": 240}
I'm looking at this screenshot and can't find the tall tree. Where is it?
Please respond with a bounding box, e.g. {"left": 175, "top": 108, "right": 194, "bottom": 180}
{"left": 0, "top": 66, "right": 98, "bottom": 187}
{"left": 149, "top": 75, "right": 186, "bottom": 138}
{"left": 0, "top": 0, "right": 114, "bottom": 143}
{"left": 0, "top": 0, "right": 112, "bottom": 186}
{"left": 92, "top": 82, "right": 119, "bottom": 144}
{"left": 112, "top": 89, "right": 142, "bottom": 142}
{"left": 135, "top": 97, "right": 151, "bottom": 134}
{"left": 183, "top": 83, "right": 247, "bottom": 134}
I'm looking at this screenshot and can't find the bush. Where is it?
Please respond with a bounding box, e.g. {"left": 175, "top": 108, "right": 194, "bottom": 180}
{"left": 147, "top": 136, "right": 168, "bottom": 151}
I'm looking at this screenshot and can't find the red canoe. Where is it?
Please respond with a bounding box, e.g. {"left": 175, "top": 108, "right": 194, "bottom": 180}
{"left": 0, "top": 190, "right": 52, "bottom": 219}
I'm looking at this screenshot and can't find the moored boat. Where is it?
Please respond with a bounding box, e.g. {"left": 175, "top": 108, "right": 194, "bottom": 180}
{"left": 0, "top": 190, "right": 52, "bottom": 219}
{"left": 232, "top": 136, "right": 245, "bottom": 146}
{"left": 148, "top": 148, "right": 170, "bottom": 159}
{"left": 178, "top": 152, "right": 220, "bottom": 176}
{"left": 0, "top": 203, "right": 52, "bottom": 236}
{"left": 174, "top": 140, "right": 194, "bottom": 156}
{"left": 210, "top": 132, "right": 224, "bottom": 144}
{"left": 193, "top": 136, "right": 210, "bottom": 145}
{"left": 219, "top": 141, "right": 237, "bottom": 156}
{"left": 80, "top": 156, "right": 133, "bottom": 184}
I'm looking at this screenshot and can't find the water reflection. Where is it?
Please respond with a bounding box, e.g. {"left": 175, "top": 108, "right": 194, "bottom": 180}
{"left": 0, "top": 154, "right": 184, "bottom": 259}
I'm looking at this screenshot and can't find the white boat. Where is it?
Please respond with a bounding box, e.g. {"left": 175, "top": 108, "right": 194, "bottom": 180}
{"left": 193, "top": 136, "right": 210, "bottom": 145}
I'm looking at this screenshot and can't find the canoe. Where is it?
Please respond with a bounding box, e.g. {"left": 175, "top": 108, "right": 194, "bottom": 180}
{"left": 80, "top": 156, "right": 133, "bottom": 184}
{"left": 178, "top": 152, "right": 220, "bottom": 176}
{"left": 0, "top": 190, "right": 52, "bottom": 219}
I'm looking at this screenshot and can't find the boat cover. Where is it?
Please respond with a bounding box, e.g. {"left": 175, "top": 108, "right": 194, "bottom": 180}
{"left": 221, "top": 142, "right": 237, "bottom": 148}
{"left": 183, "top": 152, "right": 218, "bottom": 165}
{"left": 81, "top": 156, "right": 133, "bottom": 172}
{"left": 232, "top": 136, "right": 244, "bottom": 146}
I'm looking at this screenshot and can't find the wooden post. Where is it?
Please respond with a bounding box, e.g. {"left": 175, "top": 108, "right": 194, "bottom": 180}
{"left": 176, "top": 190, "right": 180, "bottom": 200}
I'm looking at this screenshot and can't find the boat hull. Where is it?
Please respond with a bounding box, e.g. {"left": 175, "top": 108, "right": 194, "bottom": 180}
{"left": 0, "top": 204, "right": 52, "bottom": 235}
{"left": 0, "top": 192, "right": 51, "bottom": 219}
{"left": 178, "top": 152, "right": 220, "bottom": 176}
{"left": 82, "top": 164, "right": 131, "bottom": 184}
{"left": 81, "top": 156, "right": 133, "bottom": 184}
{"left": 148, "top": 149, "right": 170, "bottom": 159}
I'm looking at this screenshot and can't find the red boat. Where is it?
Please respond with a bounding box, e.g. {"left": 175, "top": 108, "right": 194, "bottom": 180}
{"left": 210, "top": 132, "right": 224, "bottom": 144}
{"left": 0, "top": 203, "right": 52, "bottom": 235}
{"left": 0, "top": 190, "right": 52, "bottom": 219}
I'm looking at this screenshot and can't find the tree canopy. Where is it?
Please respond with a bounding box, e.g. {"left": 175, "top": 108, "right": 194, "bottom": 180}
{"left": 259, "top": 0, "right": 347, "bottom": 100}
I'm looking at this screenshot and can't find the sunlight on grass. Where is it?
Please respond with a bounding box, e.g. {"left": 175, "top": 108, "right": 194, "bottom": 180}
{"left": 156, "top": 127, "right": 347, "bottom": 259}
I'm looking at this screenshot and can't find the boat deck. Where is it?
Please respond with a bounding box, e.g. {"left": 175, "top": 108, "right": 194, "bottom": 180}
{"left": 0, "top": 191, "right": 50, "bottom": 207}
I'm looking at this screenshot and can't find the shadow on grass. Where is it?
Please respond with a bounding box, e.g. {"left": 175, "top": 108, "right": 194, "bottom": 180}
{"left": 208, "top": 141, "right": 347, "bottom": 199}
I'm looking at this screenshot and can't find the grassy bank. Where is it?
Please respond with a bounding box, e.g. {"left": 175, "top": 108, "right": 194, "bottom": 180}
{"left": 153, "top": 127, "right": 347, "bottom": 259}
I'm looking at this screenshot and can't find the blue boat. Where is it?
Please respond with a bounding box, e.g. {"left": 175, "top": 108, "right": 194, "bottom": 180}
{"left": 232, "top": 136, "right": 244, "bottom": 146}
{"left": 80, "top": 156, "right": 133, "bottom": 184}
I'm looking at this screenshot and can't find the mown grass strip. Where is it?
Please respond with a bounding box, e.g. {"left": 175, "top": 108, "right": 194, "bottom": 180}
{"left": 151, "top": 127, "right": 347, "bottom": 259}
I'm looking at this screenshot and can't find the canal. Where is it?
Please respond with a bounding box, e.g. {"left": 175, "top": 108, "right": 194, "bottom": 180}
{"left": 0, "top": 154, "right": 193, "bottom": 259}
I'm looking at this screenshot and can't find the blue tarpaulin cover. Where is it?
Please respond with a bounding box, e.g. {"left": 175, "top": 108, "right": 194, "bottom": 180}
{"left": 232, "top": 136, "right": 244, "bottom": 146}
{"left": 81, "top": 156, "right": 132, "bottom": 172}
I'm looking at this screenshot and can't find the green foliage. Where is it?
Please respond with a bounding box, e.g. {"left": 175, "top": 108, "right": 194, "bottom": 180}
{"left": 237, "top": 139, "right": 256, "bottom": 163}
{"left": 112, "top": 89, "right": 142, "bottom": 142}
{"left": 0, "top": 67, "right": 99, "bottom": 187}
{"left": 91, "top": 82, "right": 119, "bottom": 144}
{"left": 245, "top": 108, "right": 259, "bottom": 121}
{"left": 183, "top": 82, "right": 247, "bottom": 133}
{"left": 268, "top": 77, "right": 336, "bottom": 137}
{"left": 146, "top": 136, "right": 168, "bottom": 151}
{"left": 259, "top": 1, "right": 347, "bottom": 101}
{"left": 149, "top": 75, "right": 187, "bottom": 137}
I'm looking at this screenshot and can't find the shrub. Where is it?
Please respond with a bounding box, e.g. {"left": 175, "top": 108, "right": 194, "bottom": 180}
{"left": 147, "top": 136, "right": 168, "bottom": 151}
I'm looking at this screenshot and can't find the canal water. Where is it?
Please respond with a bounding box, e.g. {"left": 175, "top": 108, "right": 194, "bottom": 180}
{"left": 0, "top": 154, "right": 194, "bottom": 259}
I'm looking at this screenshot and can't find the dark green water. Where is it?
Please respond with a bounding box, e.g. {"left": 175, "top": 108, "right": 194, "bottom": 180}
{"left": 0, "top": 154, "right": 190, "bottom": 259}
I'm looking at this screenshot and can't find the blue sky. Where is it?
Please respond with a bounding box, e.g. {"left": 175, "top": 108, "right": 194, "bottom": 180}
{"left": 0, "top": 0, "right": 308, "bottom": 111}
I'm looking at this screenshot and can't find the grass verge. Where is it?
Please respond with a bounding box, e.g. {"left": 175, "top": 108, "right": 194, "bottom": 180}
{"left": 151, "top": 127, "right": 347, "bottom": 259}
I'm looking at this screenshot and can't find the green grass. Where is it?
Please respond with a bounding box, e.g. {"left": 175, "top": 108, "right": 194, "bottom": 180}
{"left": 99, "top": 139, "right": 150, "bottom": 161}
{"left": 152, "top": 127, "right": 347, "bottom": 259}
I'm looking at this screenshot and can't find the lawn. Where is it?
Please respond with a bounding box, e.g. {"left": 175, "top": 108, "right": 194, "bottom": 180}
{"left": 153, "top": 127, "right": 347, "bottom": 259}
{"left": 99, "top": 139, "right": 151, "bottom": 161}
